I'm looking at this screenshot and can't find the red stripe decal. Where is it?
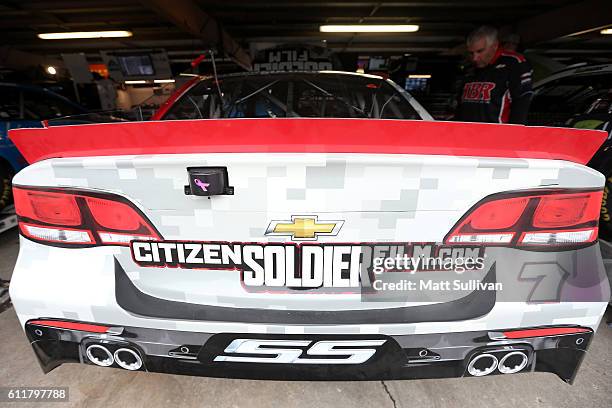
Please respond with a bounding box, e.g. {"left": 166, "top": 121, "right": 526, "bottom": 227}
{"left": 500, "top": 91, "right": 511, "bottom": 124}
{"left": 503, "top": 327, "right": 591, "bottom": 339}
{"left": 9, "top": 118, "right": 606, "bottom": 165}
{"left": 501, "top": 51, "right": 527, "bottom": 63}
{"left": 28, "top": 320, "right": 110, "bottom": 333}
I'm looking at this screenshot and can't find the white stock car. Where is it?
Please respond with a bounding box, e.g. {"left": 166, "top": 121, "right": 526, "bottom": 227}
{"left": 7, "top": 71, "right": 611, "bottom": 382}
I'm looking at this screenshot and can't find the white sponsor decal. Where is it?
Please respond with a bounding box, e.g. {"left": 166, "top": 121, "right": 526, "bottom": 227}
{"left": 213, "top": 339, "right": 386, "bottom": 364}
{"left": 131, "top": 241, "right": 485, "bottom": 289}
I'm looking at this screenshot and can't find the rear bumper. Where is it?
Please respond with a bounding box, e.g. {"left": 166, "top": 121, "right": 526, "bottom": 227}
{"left": 11, "top": 239, "right": 609, "bottom": 383}
{"left": 25, "top": 319, "right": 593, "bottom": 383}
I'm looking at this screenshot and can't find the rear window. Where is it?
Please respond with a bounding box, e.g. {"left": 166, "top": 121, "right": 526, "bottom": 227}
{"left": 0, "top": 86, "right": 84, "bottom": 121}
{"left": 22, "top": 90, "right": 83, "bottom": 120}
{"left": 163, "top": 73, "right": 422, "bottom": 120}
{"left": 529, "top": 73, "right": 612, "bottom": 126}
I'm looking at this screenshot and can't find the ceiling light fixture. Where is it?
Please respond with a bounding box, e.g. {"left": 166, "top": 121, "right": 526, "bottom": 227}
{"left": 601, "top": 28, "right": 612, "bottom": 35}
{"left": 38, "top": 31, "right": 133, "bottom": 40}
{"left": 125, "top": 80, "right": 146, "bottom": 85}
{"left": 320, "top": 25, "right": 419, "bottom": 33}
{"left": 153, "top": 79, "right": 175, "bottom": 84}
{"left": 46, "top": 66, "right": 57, "bottom": 75}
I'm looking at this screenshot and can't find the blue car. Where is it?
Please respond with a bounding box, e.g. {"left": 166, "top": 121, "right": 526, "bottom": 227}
{"left": 0, "top": 82, "right": 86, "bottom": 210}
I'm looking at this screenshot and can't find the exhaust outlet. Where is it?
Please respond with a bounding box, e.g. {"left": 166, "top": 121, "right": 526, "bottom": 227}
{"left": 86, "top": 344, "right": 114, "bottom": 367}
{"left": 467, "top": 353, "right": 498, "bottom": 377}
{"left": 498, "top": 351, "right": 529, "bottom": 374}
{"left": 113, "top": 348, "right": 143, "bottom": 371}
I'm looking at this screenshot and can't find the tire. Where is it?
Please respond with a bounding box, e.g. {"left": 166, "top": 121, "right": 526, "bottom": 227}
{"left": 601, "top": 173, "right": 612, "bottom": 241}
{"left": 0, "top": 165, "right": 13, "bottom": 212}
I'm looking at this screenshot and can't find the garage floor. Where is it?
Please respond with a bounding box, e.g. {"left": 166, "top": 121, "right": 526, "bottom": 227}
{"left": 0, "top": 229, "right": 610, "bottom": 408}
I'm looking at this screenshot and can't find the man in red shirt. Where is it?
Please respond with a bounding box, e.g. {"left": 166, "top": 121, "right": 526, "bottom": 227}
{"left": 456, "top": 26, "right": 533, "bottom": 124}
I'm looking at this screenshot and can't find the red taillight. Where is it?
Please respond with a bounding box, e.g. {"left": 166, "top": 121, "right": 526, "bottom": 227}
{"left": 86, "top": 197, "right": 142, "bottom": 231}
{"left": 13, "top": 189, "right": 81, "bottom": 226}
{"left": 14, "top": 186, "right": 161, "bottom": 246}
{"left": 532, "top": 193, "right": 600, "bottom": 228}
{"left": 468, "top": 197, "right": 528, "bottom": 230}
{"left": 445, "top": 189, "right": 602, "bottom": 248}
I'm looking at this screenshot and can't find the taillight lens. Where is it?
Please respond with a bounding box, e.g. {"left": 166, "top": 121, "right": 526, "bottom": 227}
{"left": 86, "top": 197, "right": 142, "bottom": 231}
{"left": 14, "top": 186, "right": 161, "bottom": 246}
{"left": 13, "top": 189, "right": 81, "bottom": 226}
{"left": 532, "top": 193, "right": 600, "bottom": 228}
{"left": 445, "top": 189, "right": 602, "bottom": 248}
{"left": 468, "top": 197, "right": 529, "bottom": 230}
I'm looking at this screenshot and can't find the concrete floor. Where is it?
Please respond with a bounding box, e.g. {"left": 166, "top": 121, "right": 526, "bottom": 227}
{"left": 0, "top": 228, "right": 611, "bottom": 408}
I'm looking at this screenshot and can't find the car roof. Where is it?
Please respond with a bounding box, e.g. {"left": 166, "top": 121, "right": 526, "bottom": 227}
{"left": 194, "top": 70, "right": 385, "bottom": 81}
{"left": 534, "top": 64, "right": 612, "bottom": 88}
{"left": 0, "top": 82, "right": 87, "bottom": 112}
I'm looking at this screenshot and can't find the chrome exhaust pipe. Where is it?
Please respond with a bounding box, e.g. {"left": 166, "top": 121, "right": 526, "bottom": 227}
{"left": 86, "top": 344, "right": 114, "bottom": 367}
{"left": 467, "top": 353, "right": 498, "bottom": 376}
{"left": 113, "top": 348, "right": 143, "bottom": 371}
{"left": 498, "top": 351, "right": 529, "bottom": 374}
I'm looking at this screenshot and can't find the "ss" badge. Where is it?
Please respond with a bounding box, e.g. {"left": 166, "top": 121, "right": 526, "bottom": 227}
{"left": 213, "top": 339, "right": 386, "bottom": 364}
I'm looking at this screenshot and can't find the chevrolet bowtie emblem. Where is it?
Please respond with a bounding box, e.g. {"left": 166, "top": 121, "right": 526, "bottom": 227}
{"left": 265, "top": 216, "right": 344, "bottom": 241}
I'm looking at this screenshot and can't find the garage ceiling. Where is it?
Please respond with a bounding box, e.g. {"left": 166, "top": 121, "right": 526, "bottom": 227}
{"left": 0, "top": 0, "right": 611, "bottom": 70}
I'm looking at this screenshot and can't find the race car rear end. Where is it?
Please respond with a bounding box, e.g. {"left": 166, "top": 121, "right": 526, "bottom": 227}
{"left": 8, "top": 116, "right": 610, "bottom": 384}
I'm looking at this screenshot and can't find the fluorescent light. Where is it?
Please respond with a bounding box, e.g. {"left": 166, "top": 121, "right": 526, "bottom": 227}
{"left": 46, "top": 66, "right": 57, "bottom": 75}
{"left": 409, "top": 74, "right": 432, "bottom": 79}
{"left": 601, "top": 28, "right": 612, "bottom": 35}
{"left": 153, "top": 79, "right": 175, "bottom": 84}
{"left": 38, "top": 30, "right": 133, "bottom": 40}
{"left": 320, "top": 25, "right": 419, "bottom": 33}
{"left": 125, "top": 80, "right": 146, "bottom": 85}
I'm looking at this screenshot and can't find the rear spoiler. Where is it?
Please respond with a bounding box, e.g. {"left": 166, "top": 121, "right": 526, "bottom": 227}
{"left": 9, "top": 118, "right": 607, "bottom": 165}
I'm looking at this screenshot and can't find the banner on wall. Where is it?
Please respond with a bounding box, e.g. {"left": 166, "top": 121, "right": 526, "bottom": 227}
{"left": 253, "top": 45, "right": 341, "bottom": 72}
